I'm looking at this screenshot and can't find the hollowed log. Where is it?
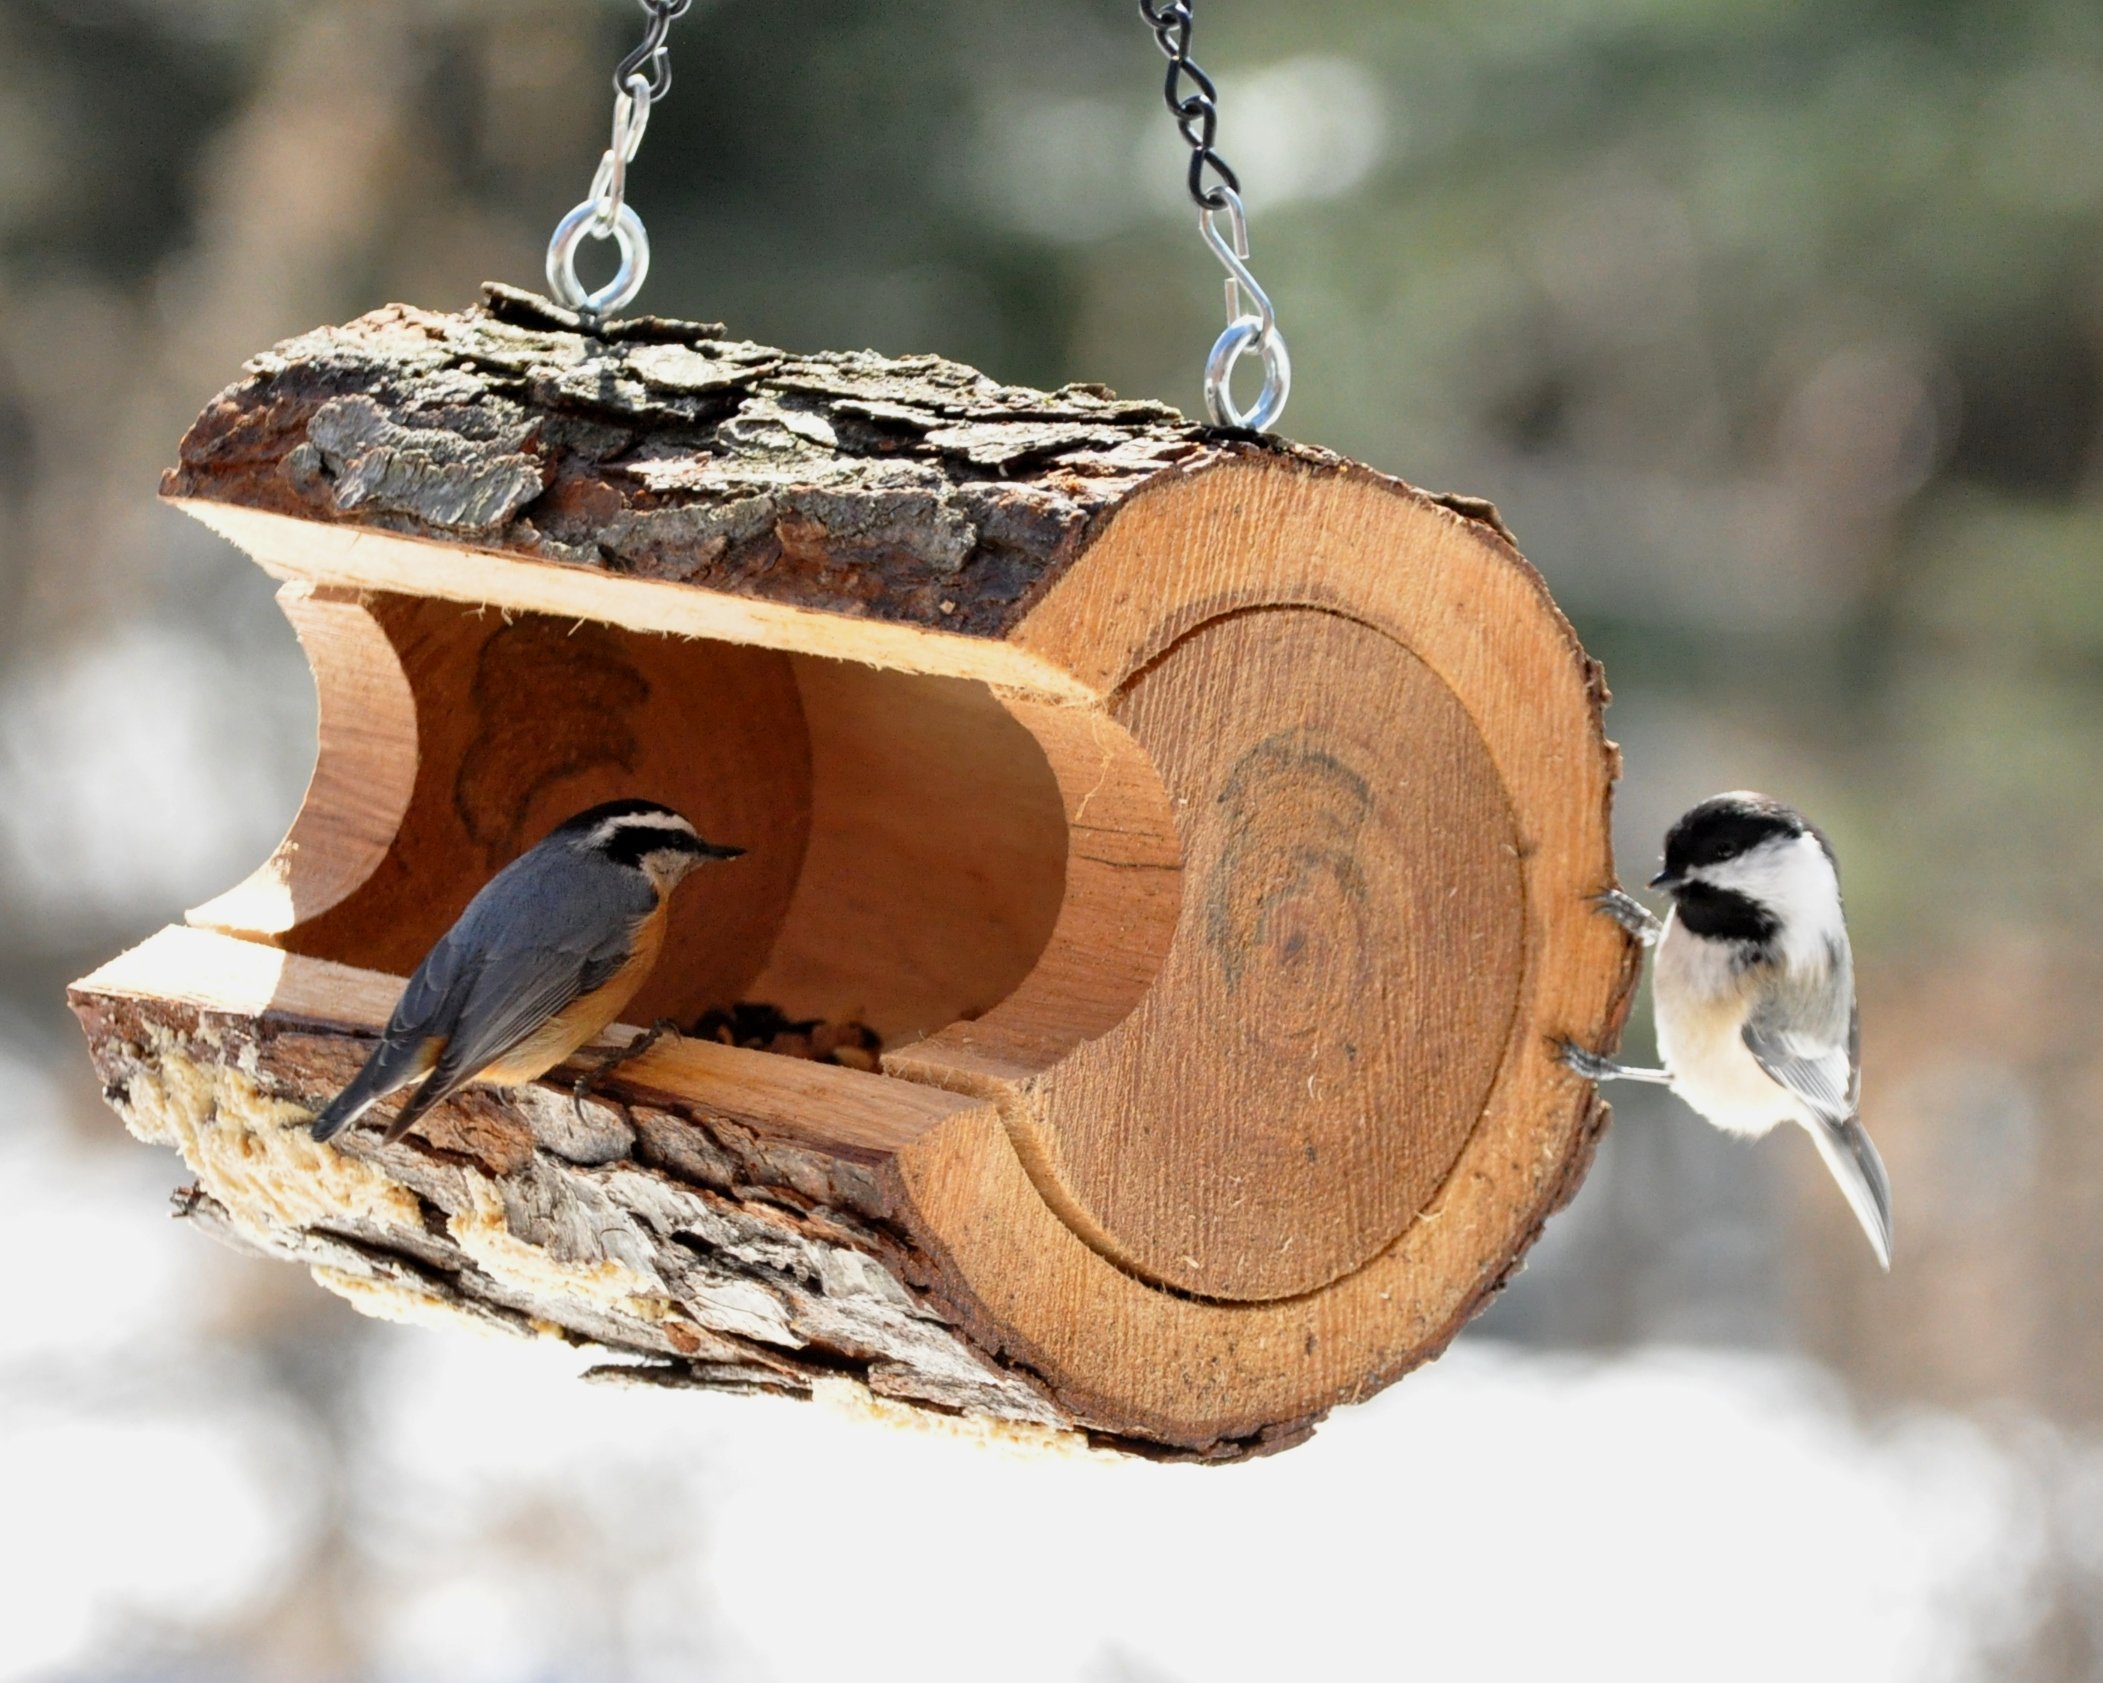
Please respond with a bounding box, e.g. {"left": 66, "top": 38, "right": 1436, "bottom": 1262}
{"left": 70, "top": 285, "right": 1640, "bottom": 1459}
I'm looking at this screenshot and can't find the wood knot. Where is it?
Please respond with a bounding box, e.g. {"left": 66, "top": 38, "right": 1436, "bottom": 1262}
{"left": 1036, "top": 607, "right": 1530, "bottom": 1302}
{"left": 1206, "top": 726, "right": 1377, "bottom": 1047}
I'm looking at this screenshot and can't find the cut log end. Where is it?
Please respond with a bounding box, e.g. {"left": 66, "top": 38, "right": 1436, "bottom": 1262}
{"left": 75, "top": 288, "right": 1640, "bottom": 1461}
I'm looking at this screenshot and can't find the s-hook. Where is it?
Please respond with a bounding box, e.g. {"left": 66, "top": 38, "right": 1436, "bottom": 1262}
{"left": 1139, "top": 1, "right": 1291, "bottom": 432}
{"left": 546, "top": 0, "right": 694, "bottom": 326}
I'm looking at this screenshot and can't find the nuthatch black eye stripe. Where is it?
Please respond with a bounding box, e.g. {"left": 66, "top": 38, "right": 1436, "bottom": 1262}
{"left": 598, "top": 822, "right": 742, "bottom": 870}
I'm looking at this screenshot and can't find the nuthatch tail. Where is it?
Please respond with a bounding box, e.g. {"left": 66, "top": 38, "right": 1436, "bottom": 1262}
{"left": 1563, "top": 792, "right": 1893, "bottom": 1270}
{"left": 311, "top": 799, "right": 742, "bottom": 1146}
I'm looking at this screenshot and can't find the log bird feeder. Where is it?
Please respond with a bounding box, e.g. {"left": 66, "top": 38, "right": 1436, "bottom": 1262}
{"left": 70, "top": 285, "right": 1639, "bottom": 1459}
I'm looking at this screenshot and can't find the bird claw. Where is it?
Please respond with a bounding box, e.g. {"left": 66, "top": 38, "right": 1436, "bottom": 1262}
{"left": 1591, "top": 887, "right": 1663, "bottom": 945}
{"left": 571, "top": 1017, "right": 683, "bottom": 1121}
{"left": 1556, "top": 1038, "right": 1674, "bottom": 1086}
{"left": 1557, "top": 1039, "right": 1622, "bottom": 1082}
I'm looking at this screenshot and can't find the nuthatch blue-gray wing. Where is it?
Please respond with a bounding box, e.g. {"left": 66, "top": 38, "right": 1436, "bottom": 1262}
{"left": 310, "top": 799, "right": 742, "bottom": 1147}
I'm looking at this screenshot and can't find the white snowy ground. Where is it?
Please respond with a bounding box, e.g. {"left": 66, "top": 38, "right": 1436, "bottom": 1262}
{"left": 1, "top": 1017, "right": 2090, "bottom": 1683}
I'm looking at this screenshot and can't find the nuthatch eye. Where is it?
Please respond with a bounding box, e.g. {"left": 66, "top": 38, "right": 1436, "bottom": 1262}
{"left": 1563, "top": 792, "right": 1893, "bottom": 1270}
{"left": 310, "top": 799, "right": 743, "bottom": 1147}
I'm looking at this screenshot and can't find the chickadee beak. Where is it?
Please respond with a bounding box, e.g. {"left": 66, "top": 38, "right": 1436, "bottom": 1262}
{"left": 1803, "top": 1114, "right": 1894, "bottom": 1272}
{"left": 698, "top": 841, "right": 746, "bottom": 861}
{"left": 1648, "top": 867, "right": 1683, "bottom": 891}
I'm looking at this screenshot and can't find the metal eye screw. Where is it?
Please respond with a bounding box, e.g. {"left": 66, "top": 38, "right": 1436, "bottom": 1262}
{"left": 547, "top": 198, "right": 652, "bottom": 325}
{"left": 544, "top": 1, "right": 689, "bottom": 327}
{"left": 1137, "top": 2, "right": 1292, "bottom": 433}
{"left": 1199, "top": 189, "right": 1291, "bottom": 433}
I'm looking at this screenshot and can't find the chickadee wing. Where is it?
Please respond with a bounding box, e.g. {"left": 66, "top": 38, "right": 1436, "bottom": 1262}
{"left": 1742, "top": 1020, "right": 1855, "bottom": 1123}
{"left": 1846, "top": 995, "right": 1862, "bottom": 1113}
{"left": 1743, "top": 936, "right": 1891, "bottom": 1268}
{"left": 1740, "top": 934, "right": 1857, "bottom": 1126}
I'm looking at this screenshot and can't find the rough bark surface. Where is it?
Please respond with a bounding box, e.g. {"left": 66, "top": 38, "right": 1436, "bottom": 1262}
{"left": 163, "top": 283, "right": 1179, "bottom": 638}
{"left": 163, "top": 283, "right": 1509, "bottom": 639}
{"left": 74, "top": 985, "right": 1107, "bottom": 1447}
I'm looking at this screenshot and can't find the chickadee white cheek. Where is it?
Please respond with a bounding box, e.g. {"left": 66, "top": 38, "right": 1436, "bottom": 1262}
{"left": 1700, "top": 832, "right": 1845, "bottom": 969}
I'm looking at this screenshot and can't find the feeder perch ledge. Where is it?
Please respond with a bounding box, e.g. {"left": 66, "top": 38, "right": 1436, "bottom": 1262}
{"left": 70, "top": 285, "right": 1640, "bottom": 1461}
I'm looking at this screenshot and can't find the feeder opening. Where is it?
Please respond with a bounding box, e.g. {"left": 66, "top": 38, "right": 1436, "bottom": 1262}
{"left": 191, "top": 591, "right": 1072, "bottom": 1064}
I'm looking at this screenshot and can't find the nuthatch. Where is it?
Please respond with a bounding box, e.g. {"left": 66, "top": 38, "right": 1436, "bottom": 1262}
{"left": 311, "top": 799, "right": 743, "bottom": 1146}
{"left": 1563, "top": 792, "right": 1893, "bottom": 1270}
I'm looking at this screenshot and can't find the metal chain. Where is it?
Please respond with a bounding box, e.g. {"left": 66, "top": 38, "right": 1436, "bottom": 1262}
{"left": 546, "top": 0, "right": 693, "bottom": 326}
{"left": 1138, "top": 0, "right": 1239, "bottom": 211}
{"left": 614, "top": 0, "right": 691, "bottom": 100}
{"left": 1137, "top": 2, "right": 1290, "bottom": 431}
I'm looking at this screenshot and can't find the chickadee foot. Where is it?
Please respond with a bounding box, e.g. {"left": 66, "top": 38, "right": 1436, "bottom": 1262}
{"left": 1558, "top": 1040, "right": 1619, "bottom": 1082}
{"left": 571, "top": 1017, "right": 684, "bottom": 1119}
{"left": 1556, "top": 1039, "right": 1674, "bottom": 1086}
{"left": 1591, "top": 888, "right": 1663, "bottom": 946}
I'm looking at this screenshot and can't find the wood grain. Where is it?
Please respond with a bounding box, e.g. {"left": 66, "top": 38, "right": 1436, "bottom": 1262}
{"left": 247, "top": 591, "right": 813, "bottom": 1026}
{"left": 1021, "top": 608, "right": 1525, "bottom": 1302}
{"left": 73, "top": 289, "right": 1642, "bottom": 1459}
{"left": 187, "top": 583, "right": 416, "bottom": 937}
{"left": 882, "top": 453, "right": 1638, "bottom": 1448}
{"left": 745, "top": 660, "right": 1069, "bottom": 1051}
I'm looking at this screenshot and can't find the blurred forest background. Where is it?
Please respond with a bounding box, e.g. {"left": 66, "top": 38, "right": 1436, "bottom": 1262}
{"left": 2, "top": 0, "right": 2100, "bottom": 1679}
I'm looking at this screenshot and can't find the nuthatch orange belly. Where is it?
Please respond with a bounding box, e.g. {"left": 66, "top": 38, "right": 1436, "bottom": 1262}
{"left": 311, "top": 799, "right": 743, "bottom": 1146}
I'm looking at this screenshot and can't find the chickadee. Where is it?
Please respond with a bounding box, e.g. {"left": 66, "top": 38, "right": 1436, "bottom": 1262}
{"left": 1563, "top": 792, "right": 1892, "bottom": 1269}
{"left": 311, "top": 799, "right": 743, "bottom": 1146}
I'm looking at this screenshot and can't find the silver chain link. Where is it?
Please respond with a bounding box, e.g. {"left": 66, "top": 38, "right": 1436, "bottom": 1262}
{"left": 1138, "top": 1, "right": 1290, "bottom": 431}
{"left": 546, "top": 0, "right": 692, "bottom": 326}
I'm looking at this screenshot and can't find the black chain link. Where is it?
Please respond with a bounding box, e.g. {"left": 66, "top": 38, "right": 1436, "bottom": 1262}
{"left": 615, "top": 0, "right": 693, "bottom": 101}
{"left": 1138, "top": 0, "right": 1240, "bottom": 210}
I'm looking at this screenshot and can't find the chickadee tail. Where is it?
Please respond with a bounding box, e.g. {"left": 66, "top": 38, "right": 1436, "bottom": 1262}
{"left": 1805, "top": 1112, "right": 1893, "bottom": 1272}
